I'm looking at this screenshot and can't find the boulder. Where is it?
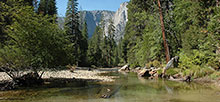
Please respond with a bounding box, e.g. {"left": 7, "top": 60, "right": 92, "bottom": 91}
{"left": 119, "top": 65, "right": 130, "bottom": 72}
{"left": 138, "top": 69, "right": 151, "bottom": 77}
{"left": 132, "top": 67, "right": 142, "bottom": 72}
{"left": 149, "top": 70, "right": 157, "bottom": 76}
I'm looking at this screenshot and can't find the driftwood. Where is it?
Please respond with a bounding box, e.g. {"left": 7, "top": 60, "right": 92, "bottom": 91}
{"left": 15, "top": 72, "right": 43, "bottom": 86}
{"left": 118, "top": 65, "right": 130, "bottom": 72}
{"left": 101, "top": 85, "right": 122, "bottom": 99}
{"left": 162, "top": 56, "right": 179, "bottom": 77}
{"left": 169, "top": 75, "right": 191, "bottom": 82}
{"left": 1, "top": 71, "right": 43, "bottom": 91}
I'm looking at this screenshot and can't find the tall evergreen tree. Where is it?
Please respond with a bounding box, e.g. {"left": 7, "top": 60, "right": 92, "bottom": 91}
{"left": 0, "top": 0, "right": 35, "bottom": 46}
{"left": 38, "top": 0, "right": 57, "bottom": 16}
{"left": 123, "top": 0, "right": 157, "bottom": 67}
{"left": 65, "top": 0, "right": 85, "bottom": 66}
{"left": 79, "top": 21, "right": 89, "bottom": 66}
{"left": 106, "top": 20, "right": 117, "bottom": 67}
{"left": 87, "top": 26, "right": 103, "bottom": 66}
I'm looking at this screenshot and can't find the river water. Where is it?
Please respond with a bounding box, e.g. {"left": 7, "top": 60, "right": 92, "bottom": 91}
{"left": 1, "top": 72, "right": 220, "bottom": 102}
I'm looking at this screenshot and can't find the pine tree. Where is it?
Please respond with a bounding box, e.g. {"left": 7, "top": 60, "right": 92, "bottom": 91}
{"left": 87, "top": 26, "right": 103, "bottom": 66}
{"left": 47, "top": 0, "right": 57, "bottom": 15}
{"left": 38, "top": 0, "right": 57, "bottom": 16}
{"left": 123, "top": 0, "right": 154, "bottom": 67}
{"left": 0, "top": 0, "right": 35, "bottom": 46}
{"left": 64, "top": 0, "right": 83, "bottom": 66}
{"left": 79, "top": 21, "right": 89, "bottom": 66}
{"left": 107, "top": 20, "right": 117, "bottom": 67}
{"left": 23, "top": 0, "right": 34, "bottom": 6}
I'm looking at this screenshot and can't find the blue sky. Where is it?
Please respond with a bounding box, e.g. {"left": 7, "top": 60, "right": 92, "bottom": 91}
{"left": 57, "top": 0, "right": 130, "bottom": 17}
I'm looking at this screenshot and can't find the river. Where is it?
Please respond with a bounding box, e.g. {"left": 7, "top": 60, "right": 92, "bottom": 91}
{"left": 1, "top": 72, "right": 220, "bottom": 102}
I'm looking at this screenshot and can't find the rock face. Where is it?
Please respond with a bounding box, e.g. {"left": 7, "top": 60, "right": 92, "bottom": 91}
{"left": 113, "top": 2, "right": 128, "bottom": 42}
{"left": 80, "top": 2, "right": 128, "bottom": 39}
{"left": 80, "top": 10, "right": 115, "bottom": 38}
{"left": 57, "top": 2, "right": 128, "bottom": 42}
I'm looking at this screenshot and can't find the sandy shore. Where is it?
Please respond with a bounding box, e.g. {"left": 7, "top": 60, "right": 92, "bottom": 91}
{"left": 0, "top": 69, "right": 118, "bottom": 82}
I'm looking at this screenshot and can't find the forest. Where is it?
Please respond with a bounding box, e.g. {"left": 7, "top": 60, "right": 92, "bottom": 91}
{"left": 0, "top": 0, "right": 220, "bottom": 92}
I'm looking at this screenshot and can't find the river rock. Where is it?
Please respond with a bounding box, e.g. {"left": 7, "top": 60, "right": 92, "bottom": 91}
{"left": 138, "top": 69, "right": 151, "bottom": 77}
{"left": 119, "top": 65, "right": 130, "bottom": 72}
{"left": 173, "top": 74, "right": 182, "bottom": 79}
{"left": 149, "top": 70, "right": 157, "bottom": 75}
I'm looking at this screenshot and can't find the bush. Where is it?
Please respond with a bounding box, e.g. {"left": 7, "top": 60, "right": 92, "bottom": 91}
{"left": 207, "top": 57, "right": 220, "bottom": 70}
{"left": 182, "top": 65, "right": 215, "bottom": 78}
{"left": 0, "top": 2, "right": 73, "bottom": 70}
{"left": 166, "top": 68, "right": 180, "bottom": 76}
{"left": 210, "top": 72, "right": 220, "bottom": 80}
{"left": 152, "top": 60, "right": 161, "bottom": 68}
{"left": 146, "top": 60, "right": 161, "bottom": 68}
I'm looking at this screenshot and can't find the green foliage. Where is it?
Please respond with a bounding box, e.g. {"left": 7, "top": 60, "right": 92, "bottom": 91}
{"left": 166, "top": 68, "right": 180, "bottom": 76}
{"left": 87, "top": 19, "right": 119, "bottom": 67}
{"left": 182, "top": 66, "right": 215, "bottom": 78}
{"left": 146, "top": 60, "right": 161, "bottom": 68}
{"left": 157, "top": 69, "right": 163, "bottom": 75}
{"left": 79, "top": 21, "right": 89, "bottom": 66}
{"left": 123, "top": 0, "right": 152, "bottom": 67}
{"left": 64, "top": 0, "right": 87, "bottom": 66}
{"left": 210, "top": 72, "right": 220, "bottom": 80}
{"left": 121, "top": 0, "right": 220, "bottom": 78}
{"left": 38, "top": 0, "right": 57, "bottom": 16}
{"left": 0, "top": 0, "right": 72, "bottom": 70}
{"left": 87, "top": 26, "right": 103, "bottom": 67}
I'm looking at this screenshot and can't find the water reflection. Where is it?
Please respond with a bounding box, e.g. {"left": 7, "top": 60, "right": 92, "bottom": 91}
{"left": 1, "top": 72, "right": 220, "bottom": 102}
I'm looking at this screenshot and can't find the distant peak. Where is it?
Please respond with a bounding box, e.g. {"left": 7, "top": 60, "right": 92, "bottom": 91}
{"left": 80, "top": 10, "right": 115, "bottom": 13}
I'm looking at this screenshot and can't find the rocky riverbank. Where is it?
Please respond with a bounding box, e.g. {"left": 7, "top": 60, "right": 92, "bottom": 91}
{"left": 0, "top": 68, "right": 118, "bottom": 83}
{"left": 118, "top": 65, "right": 220, "bottom": 89}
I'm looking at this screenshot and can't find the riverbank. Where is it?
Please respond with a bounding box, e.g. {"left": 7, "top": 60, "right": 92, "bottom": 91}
{"left": 118, "top": 65, "right": 220, "bottom": 89}
{"left": 193, "top": 77, "right": 220, "bottom": 88}
{"left": 0, "top": 68, "right": 118, "bottom": 83}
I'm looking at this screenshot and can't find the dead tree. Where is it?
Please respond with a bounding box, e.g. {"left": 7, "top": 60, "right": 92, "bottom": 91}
{"left": 157, "top": 0, "right": 170, "bottom": 63}
{"left": 162, "top": 56, "right": 179, "bottom": 77}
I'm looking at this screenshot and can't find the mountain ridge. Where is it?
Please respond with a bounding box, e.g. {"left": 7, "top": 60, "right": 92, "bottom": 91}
{"left": 57, "top": 2, "right": 128, "bottom": 41}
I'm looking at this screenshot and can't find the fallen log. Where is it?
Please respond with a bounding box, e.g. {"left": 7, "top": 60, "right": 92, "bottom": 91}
{"left": 169, "top": 75, "right": 191, "bottom": 82}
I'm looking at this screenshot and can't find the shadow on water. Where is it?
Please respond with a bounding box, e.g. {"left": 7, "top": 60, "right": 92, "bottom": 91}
{"left": 1, "top": 72, "right": 220, "bottom": 102}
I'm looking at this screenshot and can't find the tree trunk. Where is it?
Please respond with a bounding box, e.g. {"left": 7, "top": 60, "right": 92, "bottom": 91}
{"left": 157, "top": 0, "right": 170, "bottom": 63}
